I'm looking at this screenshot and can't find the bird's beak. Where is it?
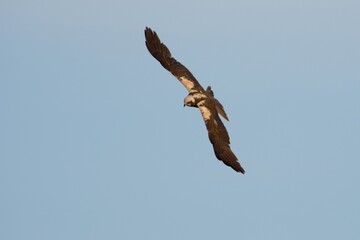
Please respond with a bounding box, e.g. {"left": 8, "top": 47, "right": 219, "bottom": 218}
{"left": 183, "top": 104, "right": 185, "bottom": 107}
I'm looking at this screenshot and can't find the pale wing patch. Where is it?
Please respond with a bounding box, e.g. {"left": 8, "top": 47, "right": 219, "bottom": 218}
{"left": 192, "top": 93, "right": 207, "bottom": 100}
{"left": 199, "top": 104, "right": 212, "bottom": 121}
{"left": 178, "top": 76, "right": 195, "bottom": 91}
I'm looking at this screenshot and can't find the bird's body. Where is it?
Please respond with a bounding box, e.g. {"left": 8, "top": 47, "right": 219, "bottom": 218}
{"left": 144, "top": 27, "right": 245, "bottom": 173}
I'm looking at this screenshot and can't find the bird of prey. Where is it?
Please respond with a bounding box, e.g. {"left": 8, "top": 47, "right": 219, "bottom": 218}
{"left": 144, "top": 27, "right": 245, "bottom": 174}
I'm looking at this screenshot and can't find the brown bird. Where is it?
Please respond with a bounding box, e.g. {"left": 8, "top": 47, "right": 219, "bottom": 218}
{"left": 144, "top": 27, "right": 245, "bottom": 173}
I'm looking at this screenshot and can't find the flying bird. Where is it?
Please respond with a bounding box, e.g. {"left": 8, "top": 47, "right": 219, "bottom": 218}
{"left": 144, "top": 27, "right": 245, "bottom": 174}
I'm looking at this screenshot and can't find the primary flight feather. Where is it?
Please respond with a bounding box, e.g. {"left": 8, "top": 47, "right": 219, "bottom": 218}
{"left": 144, "top": 27, "right": 245, "bottom": 173}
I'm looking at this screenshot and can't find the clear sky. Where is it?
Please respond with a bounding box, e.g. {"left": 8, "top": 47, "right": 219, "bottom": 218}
{"left": 1, "top": 0, "right": 359, "bottom": 239}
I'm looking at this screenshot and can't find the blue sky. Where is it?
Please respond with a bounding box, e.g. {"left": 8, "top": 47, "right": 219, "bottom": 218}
{"left": 1, "top": 0, "right": 359, "bottom": 239}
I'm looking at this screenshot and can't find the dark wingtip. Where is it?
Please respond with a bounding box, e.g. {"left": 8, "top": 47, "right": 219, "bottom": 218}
{"left": 230, "top": 160, "right": 245, "bottom": 174}
{"left": 237, "top": 166, "right": 246, "bottom": 174}
{"left": 218, "top": 148, "right": 245, "bottom": 174}
{"left": 144, "top": 26, "right": 173, "bottom": 71}
{"left": 144, "top": 26, "right": 150, "bottom": 36}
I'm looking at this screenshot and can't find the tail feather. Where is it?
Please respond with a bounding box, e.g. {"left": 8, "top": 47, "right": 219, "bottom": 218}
{"left": 206, "top": 86, "right": 229, "bottom": 121}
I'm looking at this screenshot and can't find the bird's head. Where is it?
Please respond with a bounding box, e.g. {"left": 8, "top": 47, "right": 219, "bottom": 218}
{"left": 184, "top": 95, "right": 197, "bottom": 107}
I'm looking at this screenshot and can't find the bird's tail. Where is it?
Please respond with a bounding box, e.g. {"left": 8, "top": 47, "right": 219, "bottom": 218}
{"left": 206, "top": 86, "right": 229, "bottom": 121}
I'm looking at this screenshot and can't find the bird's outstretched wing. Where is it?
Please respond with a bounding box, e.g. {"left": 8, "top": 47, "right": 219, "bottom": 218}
{"left": 198, "top": 100, "right": 245, "bottom": 173}
{"left": 145, "top": 27, "right": 204, "bottom": 92}
{"left": 145, "top": 27, "right": 229, "bottom": 121}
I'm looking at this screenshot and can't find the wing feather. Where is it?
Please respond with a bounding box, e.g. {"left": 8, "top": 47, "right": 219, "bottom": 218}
{"left": 198, "top": 101, "right": 245, "bottom": 173}
{"left": 145, "top": 27, "right": 204, "bottom": 92}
